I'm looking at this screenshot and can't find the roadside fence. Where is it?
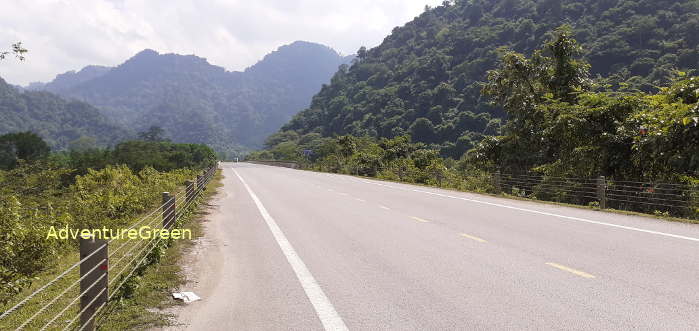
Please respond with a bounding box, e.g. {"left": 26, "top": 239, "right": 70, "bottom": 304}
{"left": 489, "top": 172, "right": 698, "bottom": 219}
{"left": 0, "top": 165, "right": 217, "bottom": 330}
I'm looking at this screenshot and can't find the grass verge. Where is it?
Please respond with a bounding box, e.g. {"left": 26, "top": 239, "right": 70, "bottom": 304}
{"left": 0, "top": 176, "right": 213, "bottom": 330}
{"left": 95, "top": 169, "right": 223, "bottom": 330}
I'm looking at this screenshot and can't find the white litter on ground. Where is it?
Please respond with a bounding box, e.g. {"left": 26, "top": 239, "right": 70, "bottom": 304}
{"left": 172, "top": 291, "right": 201, "bottom": 303}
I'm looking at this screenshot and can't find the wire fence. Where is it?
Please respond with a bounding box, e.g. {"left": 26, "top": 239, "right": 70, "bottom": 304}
{"left": 254, "top": 161, "right": 698, "bottom": 220}
{"left": 0, "top": 165, "right": 217, "bottom": 331}
{"left": 486, "top": 172, "right": 698, "bottom": 219}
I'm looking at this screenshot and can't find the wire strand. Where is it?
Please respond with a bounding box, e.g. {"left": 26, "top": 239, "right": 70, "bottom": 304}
{"left": 61, "top": 285, "right": 107, "bottom": 331}
{"left": 0, "top": 243, "right": 107, "bottom": 320}
{"left": 16, "top": 258, "right": 106, "bottom": 330}
{"left": 39, "top": 272, "right": 107, "bottom": 331}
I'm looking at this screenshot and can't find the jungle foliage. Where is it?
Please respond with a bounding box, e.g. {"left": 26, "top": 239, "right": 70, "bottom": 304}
{"left": 474, "top": 28, "right": 698, "bottom": 182}
{"left": 280, "top": 0, "right": 699, "bottom": 158}
{"left": 0, "top": 78, "right": 128, "bottom": 150}
{"left": 258, "top": 29, "right": 698, "bottom": 187}
{"left": 0, "top": 133, "right": 216, "bottom": 305}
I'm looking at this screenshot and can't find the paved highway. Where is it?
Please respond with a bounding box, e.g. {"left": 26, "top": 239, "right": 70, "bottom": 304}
{"left": 170, "top": 162, "right": 699, "bottom": 330}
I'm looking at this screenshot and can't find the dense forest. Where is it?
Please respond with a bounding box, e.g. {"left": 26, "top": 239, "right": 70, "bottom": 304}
{"left": 254, "top": 17, "right": 698, "bottom": 214}
{"left": 0, "top": 78, "right": 128, "bottom": 150}
{"left": 278, "top": 0, "right": 699, "bottom": 158}
{"left": 26, "top": 41, "right": 353, "bottom": 157}
{"left": 0, "top": 131, "right": 216, "bottom": 304}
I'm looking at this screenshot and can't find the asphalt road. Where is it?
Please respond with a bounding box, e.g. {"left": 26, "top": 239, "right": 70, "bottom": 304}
{"left": 171, "top": 162, "right": 699, "bottom": 330}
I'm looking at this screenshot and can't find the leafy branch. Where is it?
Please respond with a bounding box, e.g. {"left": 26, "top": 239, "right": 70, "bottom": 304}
{"left": 0, "top": 42, "right": 28, "bottom": 61}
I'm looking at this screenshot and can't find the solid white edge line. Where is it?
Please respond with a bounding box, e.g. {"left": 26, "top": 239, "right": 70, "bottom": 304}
{"left": 362, "top": 180, "right": 699, "bottom": 243}
{"left": 233, "top": 169, "right": 349, "bottom": 331}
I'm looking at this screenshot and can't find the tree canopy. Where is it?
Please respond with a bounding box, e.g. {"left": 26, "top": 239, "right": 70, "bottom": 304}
{"left": 278, "top": 0, "right": 698, "bottom": 158}
{"left": 0, "top": 78, "right": 127, "bottom": 150}
{"left": 0, "top": 132, "right": 50, "bottom": 170}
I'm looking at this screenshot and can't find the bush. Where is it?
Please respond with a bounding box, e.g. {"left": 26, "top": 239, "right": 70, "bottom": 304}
{"left": 0, "top": 161, "right": 200, "bottom": 304}
{"left": 113, "top": 141, "right": 216, "bottom": 172}
{"left": 0, "top": 132, "right": 51, "bottom": 170}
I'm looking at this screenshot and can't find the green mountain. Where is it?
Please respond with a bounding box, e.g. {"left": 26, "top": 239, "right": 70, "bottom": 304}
{"left": 278, "top": 0, "right": 699, "bottom": 158}
{"left": 0, "top": 77, "right": 128, "bottom": 149}
{"left": 26, "top": 65, "right": 112, "bottom": 92}
{"left": 31, "top": 41, "right": 353, "bottom": 157}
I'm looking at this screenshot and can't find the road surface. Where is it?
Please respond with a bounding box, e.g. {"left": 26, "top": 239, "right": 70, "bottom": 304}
{"left": 169, "top": 162, "right": 699, "bottom": 330}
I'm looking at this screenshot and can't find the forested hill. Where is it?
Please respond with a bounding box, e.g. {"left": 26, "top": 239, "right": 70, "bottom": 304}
{"left": 0, "top": 77, "right": 127, "bottom": 150}
{"left": 25, "top": 65, "right": 112, "bottom": 92}
{"left": 279, "top": 0, "right": 699, "bottom": 158}
{"left": 28, "top": 41, "right": 352, "bottom": 157}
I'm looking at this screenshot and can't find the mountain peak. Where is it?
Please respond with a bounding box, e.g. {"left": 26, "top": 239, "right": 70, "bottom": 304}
{"left": 12, "top": 41, "right": 351, "bottom": 155}
{"left": 133, "top": 48, "right": 159, "bottom": 57}
{"left": 244, "top": 41, "right": 348, "bottom": 79}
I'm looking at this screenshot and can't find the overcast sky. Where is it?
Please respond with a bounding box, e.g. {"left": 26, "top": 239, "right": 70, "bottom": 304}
{"left": 0, "top": 0, "right": 443, "bottom": 86}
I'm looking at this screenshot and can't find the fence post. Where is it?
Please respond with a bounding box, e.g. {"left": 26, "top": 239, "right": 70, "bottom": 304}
{"left": 162, "top": 192, "right": 176, "bottom": 229}
{"left": 185, "top": 180, "right": 194, "bottom": 205}
{"left": 597, "top": 176, "right": 607, "bottom": 209}
{"left": 79, "top": 236, "right": 108, "bottom": 331}
{"left": 494, "top": 171, "right": 502, "bottom": 194}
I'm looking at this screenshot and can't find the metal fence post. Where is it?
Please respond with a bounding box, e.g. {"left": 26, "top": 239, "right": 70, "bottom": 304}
{"left": 494, "top": 171, "right": 502, "bottom": 194}
{"left": 162, "top": 192, "right": 175, "bottom": 229}
{"left": 185, "top": 180, "right": 194, "bottom": 204}
{"left": 597, "top": 176, "right": 607, "bottom": 209}
{"left": 79, "top": 236, "right": 108, "bottom": 331}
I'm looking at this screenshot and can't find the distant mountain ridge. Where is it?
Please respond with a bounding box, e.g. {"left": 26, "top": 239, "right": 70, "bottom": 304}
{"left": 27, "top": 65, "right": 112, "bottom": 93}
{"left": 28, "top": 41, "right": 353, "bottom": 157}
{"left": 0, "top": 77, "right": 128, "bottom": 149}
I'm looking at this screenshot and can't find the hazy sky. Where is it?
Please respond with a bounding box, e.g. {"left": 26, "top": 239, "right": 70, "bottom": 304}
{"left": 0, "top": 0, "right": 443, "bottom": 86}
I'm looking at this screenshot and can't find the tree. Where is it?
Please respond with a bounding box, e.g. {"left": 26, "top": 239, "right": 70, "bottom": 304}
{"left": 543, "top": 26, "right": 591, "bottom": 103}
{"left": 138, "top": 126, "right": 169, "bottom": 142}
{"left": 0, "top": 132, "right": 50, "bottom": 170}
{"left": 357, "top": 46, "right": 368, "bottom": 60}
{"left": 265, "top": 130, "right": 299, "bottom": 148}
{"left": 409, "top": 118, "right": 436, "bottom": 143}
{"left": 337, "top": 135, "right": 357, "bottom": 157}
{"left": 479, "top": 27, "right": 592, "bottom": 173}
{"left": 483, "top": 26, "right": 591, "bottom": 118}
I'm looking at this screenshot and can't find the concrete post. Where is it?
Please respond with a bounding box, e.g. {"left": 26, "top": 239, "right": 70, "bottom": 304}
{"left": 597, "top": 176, "right": 607, "bottom": 209}
{"left": 184, "top": 180, "right": 194, "bottom": 205}
{"left": 79, "top": 236, "right": 108, "bottom": 331}
{"left": 162, "top": 192, "right": 175, "bottom": 229}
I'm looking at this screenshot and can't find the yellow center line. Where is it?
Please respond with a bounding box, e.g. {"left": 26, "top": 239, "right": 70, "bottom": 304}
{"left": 459, "top": 233, "right": 487, "bottom": 243}
{"left": 410, "top": 216, "right": 430, "bottom": 223}
{"left": 545, "top": 262, "right": 596, "bottom": 279}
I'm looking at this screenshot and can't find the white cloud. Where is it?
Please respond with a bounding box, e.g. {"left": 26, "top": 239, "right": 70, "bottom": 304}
{"left": 0, "top": 0, "right": 443, "bottom": 86}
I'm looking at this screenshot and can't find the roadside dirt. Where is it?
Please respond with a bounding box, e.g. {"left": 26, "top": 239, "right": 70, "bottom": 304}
{"left": 152, "top": 184, "right": 230, "bottom": 330}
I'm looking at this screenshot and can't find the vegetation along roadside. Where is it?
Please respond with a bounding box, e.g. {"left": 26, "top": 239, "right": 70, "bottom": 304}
{"left": 251, "top": 28, "right": 699, "bottom": 222}
{"left": 0, "top": 128, "right": 218, "bottom": 329}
